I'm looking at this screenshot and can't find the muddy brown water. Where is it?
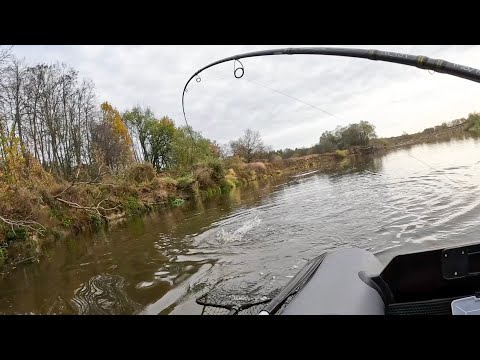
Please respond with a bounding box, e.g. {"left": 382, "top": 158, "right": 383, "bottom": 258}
{"left": 0, "top": 137, "right": 479, "bottom": 314}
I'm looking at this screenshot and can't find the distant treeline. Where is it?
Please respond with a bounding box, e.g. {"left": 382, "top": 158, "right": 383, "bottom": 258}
{"left": 1, "top": 44, "right": 479, "bottom": 185}
{"left": 264, "top": 121, "right": 377, "bottom": 160}
{"left": 265, "top": 114, "right": 480, "bottom": 161}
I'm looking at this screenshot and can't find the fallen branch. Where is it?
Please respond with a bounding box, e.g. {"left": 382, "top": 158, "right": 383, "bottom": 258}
{"left": 53, "top": 164, "right": 114, "bottom": 198}
{"left": 12, "top": 256, "right": 36, "bottom": 266}
{"left": 0, "top": 215, "right": 45, "bottom": 235}
{"left": 55, "top": 197, "right": 120, "bottom": 218}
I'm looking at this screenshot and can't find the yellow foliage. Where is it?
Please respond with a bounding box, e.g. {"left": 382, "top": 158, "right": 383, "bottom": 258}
{"left": 0, "top": 128, "right": 26, "bottom": 184}
{"left": 101, "top": 102, "right": 133, "bottom": 146}
{"left": 159, "top": 116, "right": 174, "bottom": 128}
{"left": 0, "top": 125, "right": 53, "bottom": 186}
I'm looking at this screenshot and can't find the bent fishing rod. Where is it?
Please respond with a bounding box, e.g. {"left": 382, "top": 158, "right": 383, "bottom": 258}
{"left": 181, "top": 47, "right": 480, "bottom": 159}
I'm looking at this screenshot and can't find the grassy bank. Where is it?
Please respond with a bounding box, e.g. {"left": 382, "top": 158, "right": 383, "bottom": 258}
{"left": 377, "top": 112, "right": 480, "bottom": 149}
{"left": 2, "top": 114, "right": 479, "bottom": 272}
{"left": 0, "top": 153, "right": 345, "bottom": 272}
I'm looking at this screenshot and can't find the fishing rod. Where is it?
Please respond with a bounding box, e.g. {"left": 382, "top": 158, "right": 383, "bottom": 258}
{"left": 184, "top": 48, "right": 480, "bottom": 315}
{"left": 181, "top": 47, "right": 480, "bottom": 162}
{"left": 182, "top": 47, "right": 480, "bottom": 121}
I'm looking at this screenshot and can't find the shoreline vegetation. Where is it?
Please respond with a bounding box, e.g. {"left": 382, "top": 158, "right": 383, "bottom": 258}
{"left": 1, "top": 47, "right": 480, "bottom": 272}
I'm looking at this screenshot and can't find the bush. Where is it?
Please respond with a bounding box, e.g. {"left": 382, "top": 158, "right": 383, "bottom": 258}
{"left": 194, "top": 165, "right": 215, "bottom": 189}
{"left": 123, "top": 196, "right": 143, "bottom": 216}
{"left": 0, "top": 185, "right": 38, "bottom": 220}
{"left": 156, "top": 176, "right": 177, "bottom": 191}
{"left": 124, "top": 162, "right": 156, "bottom": 183}
{"left": 284, "top": 158, "right": 297, "bottom": 167}
{"left": 190, "top": 158, "right": 225, "bottom": 190}
{"left": 220, "top": 178, "right": 236, "bottom": 192}
{"left": 335, "top": 149, "right": 349, "bottom": 158}
{"left": 206, "top": 158, "right": 225, "bottom": 182}
{"left": 5, "top": 228, "right": 27, "bottom": 243}
{"left": 176, "top": 175, "right": 195, "bottom": 190}
{"left": 223, "top": 156, "right": 246, "bottom": 172}
{"left": 245, "top": 162, "right": 267, "bottom": 174}
{"left": 371, "top": 138, "right": 390, "bottom": 147}
{"left": 467, "top": 113, "right": 480, "bottom": 134}
{"left": 270, "top": 154, "right": 283, "bottom": 163}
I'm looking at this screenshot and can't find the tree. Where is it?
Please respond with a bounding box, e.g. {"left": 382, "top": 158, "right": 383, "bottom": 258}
{"left": 91, "top": 102, "right": 133, "bottom": 171}
{"left": 0, "top": 46, "right": 12, "bottom": 75}
{"left": 171, "top": 126, "right": 218, "bottom": 172}
{"left": 219, "top": 143, "right": 232, "bottom": 158}
{"left": 124, "top": 108, "right": 178, "bottom": 171}
{"left": 144, "top": 116, "right": 175, "bottom": 170}
{"left": 0, "top": 62, "right": 99, "bottom": 176}
{"left": 317, "top": 121, "right": 377, "bottom": 153}
{"left": 229, "top": 129, "right": 266, "bottom": 163}
{"left": 318, "top": 130, "right": 338, "bottom": 153}
{"left": 357, "top": 120, "right": 377, "bottom": 143}
{"left": 0, "top": 58, "right": 28, "bottom": 163}
{"left": 123, "top": 105, "right": 156, "bottom": 162}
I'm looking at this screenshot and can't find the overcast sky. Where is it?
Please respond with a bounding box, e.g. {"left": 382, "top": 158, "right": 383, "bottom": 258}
{"left": 11, "top": 45, "right": 480, "bottom": 150}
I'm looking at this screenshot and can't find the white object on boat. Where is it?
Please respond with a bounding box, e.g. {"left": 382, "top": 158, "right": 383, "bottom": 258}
{"left": 451, "top": 296, "right": 480, "bottom": 315}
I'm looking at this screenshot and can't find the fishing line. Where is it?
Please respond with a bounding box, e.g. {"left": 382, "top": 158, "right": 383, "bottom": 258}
{"left": 182, "top": 48, "right": 480, "bottom": 174}
{"left": 405, "top": 151, "right": 474, "bottom": 191}
{"left": 181, "top": 65, "right": 350, "bottom": 165}
{"left": 241, "top": 77, "right": 348, "bottom": 123}
{"left": 183, "top": 64, "right": 349, "bottom": 136}
{"left": 186, "top": 70, "right": 477, "bottom": 193}
{"left": 182, "top": 47, "right": 480, "bottom": 146}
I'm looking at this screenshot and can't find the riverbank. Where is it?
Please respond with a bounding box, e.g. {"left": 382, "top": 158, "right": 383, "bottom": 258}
{"left": 0, "top": 152, "right": 347, "bottom": 273}
{"left": 2, "top": 113, "right": 479, "bottom": 273}
{"left": 377, "top": 113, "right": 480, "bottom": 149}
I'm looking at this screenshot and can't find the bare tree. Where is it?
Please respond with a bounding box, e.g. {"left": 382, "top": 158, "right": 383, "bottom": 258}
{"left": 0, "top": 45, "right": 12, "bottom": 70}
{"left": 219, "top": 143, "right": 232, "bottom": 158}
{"left": 0, "top": 57, "right": 28, "bottom": 162}
{"left": 229, "top": 128, "right": 266, "bottom": 163}
{"left": 0, "top": 57, "right": 102, "bottom": 179}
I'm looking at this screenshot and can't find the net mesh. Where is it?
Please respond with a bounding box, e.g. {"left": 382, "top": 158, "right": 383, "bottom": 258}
{"left": 196, "top": 253, "right": 326, "bottom": 315}
{"left": 196, "top": 288, "right": 281, "bottom": 315}
{"left": 200, "top": 303, "right": 269, "bottom": 315}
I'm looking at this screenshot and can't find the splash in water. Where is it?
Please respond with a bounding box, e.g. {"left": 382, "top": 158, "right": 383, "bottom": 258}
{"left": 215, "top": 213, "right": 262, "bottom": 244}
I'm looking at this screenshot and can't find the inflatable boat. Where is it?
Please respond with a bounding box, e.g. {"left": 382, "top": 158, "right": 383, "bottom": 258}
{"left": 196, "top": 242, "right": 480, "bottom": 315}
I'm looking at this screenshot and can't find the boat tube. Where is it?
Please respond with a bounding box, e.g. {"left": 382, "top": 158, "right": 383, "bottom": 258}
{"left": 196, "top": 242, "right": 480, "bottom": 315}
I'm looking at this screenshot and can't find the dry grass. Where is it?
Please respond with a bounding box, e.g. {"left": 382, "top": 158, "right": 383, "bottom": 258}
{"left": 0, "top": 151, "right": 348, "bottom": 269}
{"left": 123, "top": 162, "right": 156, "bottom": 183}
{"left": 245, "top": 162, "right": 267, "bottom": 173}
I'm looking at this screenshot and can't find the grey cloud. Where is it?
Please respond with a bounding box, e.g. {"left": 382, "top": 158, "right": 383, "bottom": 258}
{"left": 11, "top": 45, "right": 480, "bottom": 150}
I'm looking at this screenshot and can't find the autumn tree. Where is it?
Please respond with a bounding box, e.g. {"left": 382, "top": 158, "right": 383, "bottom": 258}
{"left": 91, "top": 102, "right": 133, "bottom": 171}
{"left": 229, "top": 129, "right": 266, "bottom": 163}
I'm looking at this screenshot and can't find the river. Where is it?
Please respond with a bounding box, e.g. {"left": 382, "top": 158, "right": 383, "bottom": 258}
{"left": 0, "top": 137, "right": 479, "bottom": 314}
